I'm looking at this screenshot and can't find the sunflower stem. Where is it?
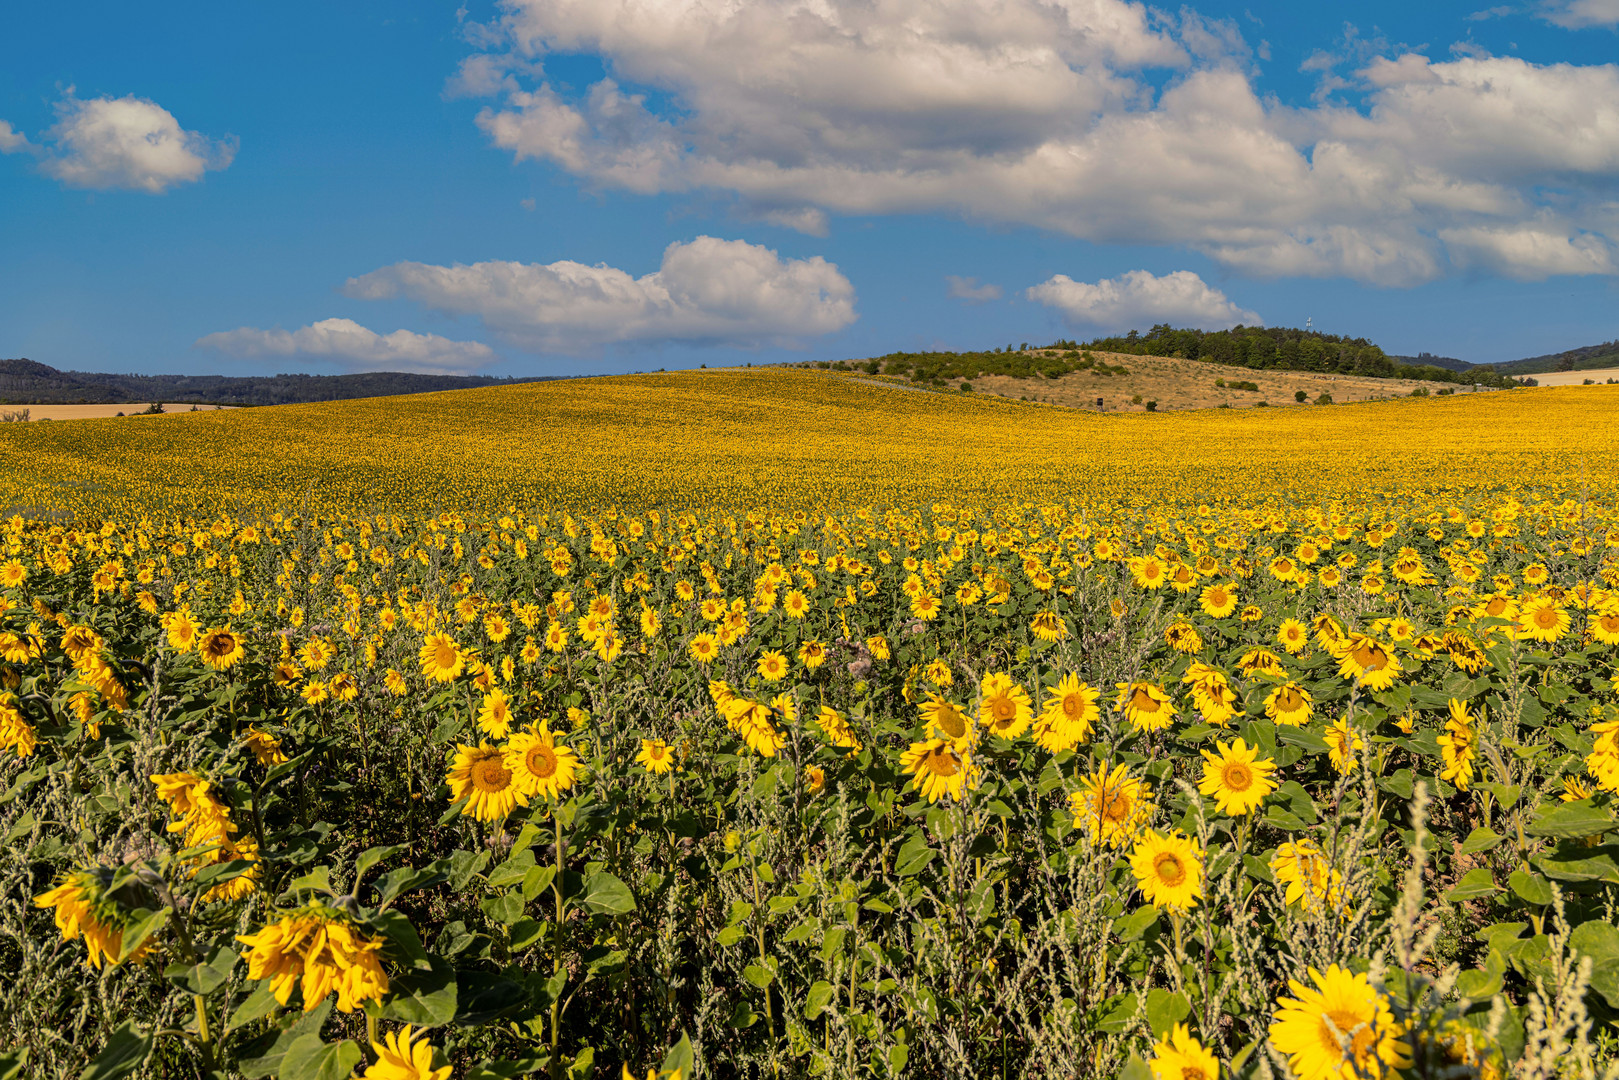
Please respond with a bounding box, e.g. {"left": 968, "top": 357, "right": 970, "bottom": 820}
{"left": 550, "top": 806, "right": 567, "bottom": 1080}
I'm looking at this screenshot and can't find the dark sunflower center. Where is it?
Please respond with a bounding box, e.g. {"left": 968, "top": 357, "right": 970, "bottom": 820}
{"left": 473, "top": 757, "right": 511, "bottom": 792}
{"left": 1153, "top": 853, "right": 1185, "bottom": 886}
{"left": 1222, "top": 763, "right": 1252, "bottom": 790}
{"left": 526, "top": 745, "right": 558, "bottom": 780}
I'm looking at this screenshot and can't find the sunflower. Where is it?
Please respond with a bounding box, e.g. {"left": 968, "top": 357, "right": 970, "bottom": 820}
{"left": 910, "top": 591, "right": 942, "bottom": 620}
{"left": 1336, "top": 634, "right": 1402, "bottom": 691}
{"left": 756, "top": 650, "right": 788, "bottom": 682}
{"left": 1269, "top": 839, "right": 1343, "bottom": 912}
{"left": 544, "top": 623, "right": 568, "bottom": 653}
{"left": 506, "top": 724, "right": 579, "bottom": 801}
{"left": 1198, "top": 738, "right": 1278, "bottom": 816}
{"left": 1589, "top": 609, "right": 1619, "bottom": 646}
{"left": 689, "top": 632, "right": 719, "bottom": 664}
{"left": 865, "top": 635, "right": 890, "bottom": 661}
{"left": 165, "top": 607, "right": 200, "bottom": 652}
{"left": 636, "top": 738, "right": 675, "bottom": 775}
{"left": 1128, "top": 830, "right": 1203, "bottom": 911}
{"left": 1070, "top": 763, "right": 1152, "bottom": 848}
{"left": 1239, "top": 604, "right": 1264, "bottom": 622}
{"left": 1164, "top": 621, "right": 1202, "bottom": 654}
{"left": 815, "top": 705, "right": 862, "bottom": 751}
{"left": 418, "top": 633, "right": 465, "bottom": 683}
{"left": 1149, "top": 1023, "right": 1218, "bottom": 1080}
{"left": 1439, "top": 699, "right": 1478, "bottom": 791}
{"left": 1268, "top": 965, "right": 1411, "bottom": 1080}
{"left": 1324, "top": 719, "right": 1363, "bottom": 773}
{"left": 900, "top": 738, "right": 975, "bottom": 803}
{"left": 783, "top": 589, "right": 810, "bottom": 618}
{"left": 593, "top": 625, "right": 623, "bottom": 663}
{"left": 1029, "top": 611, "right": 1067, "bottom": 642}
{"left": 0, "top": 559, "right": 27, "bottom": 588}
{"left": 1182, "top": 664, "right": 1239, "bottom": 727}
{"left": 1115, "top": 681, "right": 1176, "bottom": 733}
{"left": 198, "top": 627, "right": 245, "bottom": 671}
{"left": 1518, "top": 598, "right": 1570, "bottom": 643}
{"left": 1033, "top": 674, "right": 1098, "bottom": 752}
{"left": 798, "top": 640, "right": 827, "bottom": 670}
{"left": 804, "top": 764, "right": 827, "bottom": 796}
{"left": 237, "top": 902, "right": 389, "bottom": 1013}
{"left": 1237, "top": 647, "right": 1286, "bottom": 678}
{"left": 34, "top": 869, "right": 146, "bottom": 969}
{"left": 1198, "top": 582, "right": 1238, "bottom": 619}
{"left": 244, "top": 726, "right": 288, "bottom": 767}
{"left": 1276, "top": 618, "right": 1309, "bottom": 655}
{"left": 477, "top": 689, "right": 514, "bottom": 739}
{"left": 446, "top": 743, "right": 524, "bottom": 821}
{"left": 1265, "top": 681, "right": 1313, "bottom": 727}
{"left": 1129, "top": 557, "right": 1167, "bottom": 589}
{"left": 362, "top": 1024, "right": 450, "bottom": 1080}
{"left": 919, "top": 693, "right": 974, "bottom": 744}
{"left": 979, "top": 672, "right": 1033, "bottom": 739}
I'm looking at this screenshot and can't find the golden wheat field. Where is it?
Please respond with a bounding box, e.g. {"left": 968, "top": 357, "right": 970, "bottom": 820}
{"left": 3, "top": 369, "right": 1619, "bottom": 1080}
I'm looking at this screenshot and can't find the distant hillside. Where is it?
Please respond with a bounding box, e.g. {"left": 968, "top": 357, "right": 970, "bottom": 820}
{"left": 0, "top": 359, "right": 553, "bottom": 406}
{"left": 1390, "top": 352, "right": 1472, "bottom": 373}
{"left": 1491, "top": 341, "right": 1619, "bottom": 377}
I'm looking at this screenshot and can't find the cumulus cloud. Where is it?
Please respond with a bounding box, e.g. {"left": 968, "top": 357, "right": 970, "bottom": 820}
{"left": 1027, "top": 269, "right": 1261, "bottom": 331}
{"left": 0, "top": 121, "right": 28, "bottom": 154}
{"left": 1539, "top": 0, "right": 1619, "bottom": 27}
{"left": 195, "top": 318, "right": 496, "bottom": 374}
{"left": 460, "top": 0, "right": 1619, "bottom": 284}
{"left": 945, "top": 276, "right": 1003, "bottom": 303}
{"left": 343, "top": 236, "right": 857, "bottom": 351}
{"left": 7, "top": 94, "right": 236, "bottom": 193}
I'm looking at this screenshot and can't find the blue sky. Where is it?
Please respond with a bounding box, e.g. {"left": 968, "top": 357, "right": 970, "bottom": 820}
{"left": 3, "top": 0, "right": 1618, "bottom": 376}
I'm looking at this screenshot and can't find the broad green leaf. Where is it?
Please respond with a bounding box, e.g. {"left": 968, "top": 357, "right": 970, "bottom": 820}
{"left": 278, "top": 1035, "right": 363, "bottom": 1080}
{"left": 1508, "top": 870, "right": 1553, "bottom": 906}
{"left": 1444, "top": 868, "right": 1499, "bottom": 902}
{"left": 381, "top": 955, "right": 458, "bottom": 1027}
{"left": 1145, "top": 988, "right": 1190, "bottom": 1038}
{"left": 79, "top": 1020, "right": 150, "bottom": 1080}
{"left": 804, "top": 980, "right": 836, "bottom": 1020}
{"left": 1526, "top": 801, "right": 1616, "bottom": 840}
{"left": 661, "top": 1033, "right": 696, "bottom": 1077}
{"left": 1458, "top": 827, "right": 1505, "bottom": 857}
{"left": 582, "top": 871, "right": 636, "bottom": 916}
{"left": 895, "top": 832, "right": 935, "bottom": 876}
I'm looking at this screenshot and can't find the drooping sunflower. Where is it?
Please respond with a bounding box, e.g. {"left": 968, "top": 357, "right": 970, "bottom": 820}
{"left": 1324, "top": 719, "right": 1364, "bottom": 773}
{"left": 506, "top": 724, "right": 579, "bottom": 801}
{"left": 919, "top": 692, "right": 974, "bottom": 745}
{"left": 1033, "top": 674, "right": 1098, "bottom": 752}
{"left": 900, "top": 738, "right": 975, "bottom": 803}
{"left": 1128, "top": 830, "right": 1203, "bottom": 911}
{"left": 815, "top": 705, "right": 862, "bottom": 751}
{"left": 446, "top": 743, "right": 524, "bottom": 821}
{"left": 804, "top": 764, "right": 827, "bottom": 796}
{"left": 1115, "top": 681, "right": 1176, "bottom": 733}
{"left": 418, "top": 633, "right": 465, "bottom": 683}
{"left": 1265, "top": 681, "right": 1313, "bottom": 727}
{"left": 1029, "top": 611, "right": 1067, "bottom": 642}
{"left": 1268, "top": 965, "right": 1412, "bottom": 1080}
{"left": 979, "top": 672, "right": 1033, "bottom": 739}
{"left": 1070, "top": 763, "right": 1153, "bottom": 848}
{"left": 1438, "top": 699, "right": 1478, "bottom": 791}
{"left": 1198, "top": 738, "right": 1278, "bottom": 816}
{"left": 198, "top": 627, "right": 246, "bottom": 671}
{"left": 1269, "top": 839, "right": 1344, "bottom": 912}
{"left": 34, "top": 869, "right": 146, "bottom": 969}
{"left": 798, "top": 640, "right": 827, "bottom": 670}
{"left": 1148, "top": 1023, "right": 1218, "bottom": 1080}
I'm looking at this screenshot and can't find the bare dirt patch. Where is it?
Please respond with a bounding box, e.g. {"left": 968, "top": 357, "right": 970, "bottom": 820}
{"left": 1524, "top": 367, "right": 1619, "bottom": 388}
{"left": 958, "top": 351, "right": 1485, "bottom": 413}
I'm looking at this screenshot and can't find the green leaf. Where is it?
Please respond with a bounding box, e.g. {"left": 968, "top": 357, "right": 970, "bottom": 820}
{"left": 895, "top": 832, "right": 935, "bottom": 877}
{"left": 1458, "top": 827, "right": 1506, "bottom": 856}
{"left": 744, "top": 962, "right": 776, "bottom": 989}
{"left": 660, "top": 1033, "right": 695, "bottom": 1077}
{"left": 376, "top": 864, "right": 446, "bottom": 907}
{"left": 1145, "top": 988, "right": 1190, "bottom": 1039}
{"left": 1444, "top": 868, "right": 1500, "bottom": 902}
{"left": 1456, "top": 949, "right": 1506, "bottom": 1000}
{"left": 522, "top": 865, "right": 557, "bottom": 902}
{"left": 238, "top": 1000, "right": 333, "bottom": 1078}
{"left": 382, "top": 955, "right": 458, "bottom": 1027}
{"left": 1535, "top": 846, "right": 1619, "bottom": 886}
{"left": 0, "top": 1047, "right": 29, "bottom": 1080}
{"left": 480, "top": 890, "right": 525, "bottom": 926}
{"left": 78, "top": 1020, "right": 150, "bottom": 1080}
{"left": 118, "top": 907, "right": 170, "bottom": 963}
{"left": 1508, "top": 870, "right": 1553, "bottom": 907}
{"left": 487, "top": 848, "right": 537, "bottom": 888}
{"left": 228, "top": 982, "right": 282, "bottom": 1030}
{"left": 1570, "top": 920, "right": 1619, "bottom": 1010}
{"left": 1118, "top": 1053, "right": 1153, "bottom": 1080}
{"left": 1276, "top": 725, "right": 1330, "bottom": 754}
{"left": 1526, "top": 801, "right": 1616, "bottom": 840}
{"left": 287, "top": 865, "right": 333, "bottom": 896}
{"left": 582, "top": 871, "right": 636, "bottom": 915}
{"left": 165, "top": 945, "right": 239, "bottom": 996}
{"left": 278, "top": 1035, "right": 363, "bottom": 1080}
{"left": 716, "top": 925, "right": 746, "bottom": 947}
{"left": 804, "top": 980, "right": 836, "bottom": 1020}
{"left": 354, "top": 844, "right": 404, "bottom": 885}
{"left": 1115, "top": 905, "right": 1159, "bottom": 943}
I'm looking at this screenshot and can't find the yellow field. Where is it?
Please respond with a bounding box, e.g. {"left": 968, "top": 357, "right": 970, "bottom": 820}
{"left": 0, "top": 367, "right": 1613, "bottom": 517}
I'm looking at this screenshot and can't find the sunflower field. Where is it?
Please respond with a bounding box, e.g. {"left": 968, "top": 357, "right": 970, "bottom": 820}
{"left": 2, "top": 371, "right": 1619, "bottom": 1080}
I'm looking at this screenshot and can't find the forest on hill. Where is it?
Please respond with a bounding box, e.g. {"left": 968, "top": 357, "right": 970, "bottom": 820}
{"left": 0, "top": 358, "right": 552, "bottom": 406}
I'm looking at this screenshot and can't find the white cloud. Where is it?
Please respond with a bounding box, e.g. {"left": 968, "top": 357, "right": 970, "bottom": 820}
{"left": 463, "top": 0, "right": 1619, "bottom": 285}
{"left": 1027, "top": 269, "right": 1261, "bottom": 330}
{"left": 0, "top": 121, "right": 28, "bottom": 154}
{"left": 195, "top": 318, "right": 496, "bottom": 374}
{"left": 17, "top": 94, "right": 236, "bottom": 193}
{"left": 343, "top": 236, "right": 857, "bottom": 351}
{"left": 1540, "top": 0, "right": 1619, "bottom": 27}
{"left": 945, "top": 276, "right": 1003, "bottom": 303}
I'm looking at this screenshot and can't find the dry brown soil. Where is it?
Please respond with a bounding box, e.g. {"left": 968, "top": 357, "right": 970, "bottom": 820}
{"left": 959, "top": 351, "right": 1485, "bottom": 413}
{"left": 0, "top": 404, "right": 235, "bottom": 422}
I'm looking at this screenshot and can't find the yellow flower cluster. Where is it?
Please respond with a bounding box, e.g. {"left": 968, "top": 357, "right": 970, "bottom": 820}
{"left": 236, "top": 903, "right": 389, "bottom": 1013}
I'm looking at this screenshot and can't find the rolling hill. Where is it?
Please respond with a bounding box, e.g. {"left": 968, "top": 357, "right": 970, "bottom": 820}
{"left": 0, "top": 358, "right": 553, "bottom": 406}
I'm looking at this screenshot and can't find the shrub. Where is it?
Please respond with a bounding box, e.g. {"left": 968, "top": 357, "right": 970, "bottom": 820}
{"left": 1315, "top": 392, "right": 1333, "bottom": 405}
{"left": 1145, "top": 400, "right": 1157, "bottom": 411}
{"left": 1294, "top": 390, "right": 1308, "bottom": 403}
